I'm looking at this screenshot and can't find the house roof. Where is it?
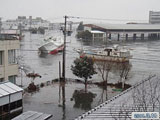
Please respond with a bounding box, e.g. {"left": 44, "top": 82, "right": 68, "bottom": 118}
{"left": 0, "top": 29, "right": 20, "bottom": 35}
{"left": 12, "top": 111, "right": 52, "bottom": 120}
{"left": 84, "top": 23, "right": 160, "bottom": 31}
{"left": 75, "top": 75, "right": 160, "bottom": 120}
{"left": 0, "top": 81, "right": 23, "bottom": 98}
{"left": 91, "top": 30, "right": 105, "bottom": 34}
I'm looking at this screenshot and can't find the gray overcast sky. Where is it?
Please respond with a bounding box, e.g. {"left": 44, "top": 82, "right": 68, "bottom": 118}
{"left": 0, "top": 0, "right": 160, "bottom": 23}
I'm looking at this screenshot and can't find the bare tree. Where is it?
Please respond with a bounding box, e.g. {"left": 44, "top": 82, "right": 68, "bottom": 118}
{"left": 95, "top": 61, "right": 113, "bottom": 101}
{"left": 110, "top": 75, "right": 160, "bottom": 120}
{"left": 116, "top": 62, "right": 132, "bottom": 89}
{"left": 132, "top": 76, "right": 160, "bottom": 112}
{"left": 96, "top": 61, "right": 113, "bottom": 88}
{"left": 110, "top": 103, "right": 131, "bottom": 120}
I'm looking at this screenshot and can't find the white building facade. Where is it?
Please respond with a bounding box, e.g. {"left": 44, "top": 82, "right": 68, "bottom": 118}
{"left": 149, "top": 11, "right": 160, "bottom": 24}
{"left": 0, "top": 30, "right": 20, "bottom": 83}
{"left": 2, "top": 16, "right": 50, "bottom": 30}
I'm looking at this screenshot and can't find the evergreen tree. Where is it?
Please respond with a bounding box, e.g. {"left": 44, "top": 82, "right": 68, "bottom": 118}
{"left": 71, "top": 56, "right": 97, "bottom": 92}
{"left": 76, "top": 30, "right": 92, "bottom": 39}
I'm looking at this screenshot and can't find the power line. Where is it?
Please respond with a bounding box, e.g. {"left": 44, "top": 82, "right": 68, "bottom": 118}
{"left": 66, "top": 16, "right": 148, "bottom": 22}
{"left": 46, "top": 16, "right": 63, "bottom": 20}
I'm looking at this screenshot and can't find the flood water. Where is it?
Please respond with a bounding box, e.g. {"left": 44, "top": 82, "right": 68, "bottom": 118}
{"left": 16, "top": 29, "right": 160, "bottom": 120}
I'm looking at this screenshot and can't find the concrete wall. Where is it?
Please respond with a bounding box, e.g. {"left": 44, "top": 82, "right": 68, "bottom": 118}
{"left": 107, "top": 32, "right": 160, "bottom": 41}
{"left": 149, "top": 11, "right": 160, "bottom": 24}
{"left": 84, "top": 26, "right": 92, "bottom": 31}
{"left": 0, "top": 96, "right": 9, "bottom": 106}
{"left": 10, "top": 92, "right": 23, "bottom": 103}
{"left": 0, "top": 40, "right": 20, "bottom": 81}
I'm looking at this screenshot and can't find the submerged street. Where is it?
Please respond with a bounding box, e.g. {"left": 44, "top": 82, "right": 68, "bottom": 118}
{"left": 1, "top": 1, "right": 160, "bottom": 120}
{"left": 16, "top": 30, "right": 160, "bottom": 120}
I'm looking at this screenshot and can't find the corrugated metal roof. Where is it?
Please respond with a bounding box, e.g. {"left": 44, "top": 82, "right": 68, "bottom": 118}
{"left": 12, "top": 111, "right": 52, "bottom": 120}
{"left": 0, "top": 84, "right": 17, "bottom": 93}
{"left": 91, "top": 30, "right": 105, "bottom": 34}
{"left": 5, "top": 82, "right": 23, "bottom": 92}
{"left": 0, "top": 81, "right": 23, "bottom": 98}
{"left": 75, "top": 75, "right": 160, "bottom": 120}
{"left": 0, "top": 88, "right": 9, "bottom": 96}
{"left": 85, "top": 23, "right": 160, "bottom": 30}
{"left": 0, "top": 29, "right": 20, "bottom": 35}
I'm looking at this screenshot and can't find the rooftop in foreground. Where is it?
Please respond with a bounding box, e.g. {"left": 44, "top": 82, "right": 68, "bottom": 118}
{"left": 75, "top": 75, "right": 160, "bottom": 120}
{"left": 12, "top": 111, "right": 52, "bottom": 120}
{"left": 0, "top": 81, "right": 23, "bottom": 100}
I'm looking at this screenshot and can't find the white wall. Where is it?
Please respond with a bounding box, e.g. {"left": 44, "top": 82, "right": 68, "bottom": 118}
{"left": 0, "top": 92, "right": 22, "bottom": 106}
{"left": 0, "top": 96, "right": 9, "bottom": 106}
{"left": 0, "top": 40, "right": 20, "bottom": 81}
{"left": 10, "top": 92, "right": 22, "bottom": 102}
{"left": 84, "top": 26, "right": 92, "bottom": 31}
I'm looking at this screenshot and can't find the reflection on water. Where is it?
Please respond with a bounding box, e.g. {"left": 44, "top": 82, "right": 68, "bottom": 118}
{"left": 112, "top": 62, "right": 132, "bottom": 82}
{"left": 18, "top": 31, "right": 160, "bottom": 87}
{"left": 72, "top": 90, "right": 96, "bottom": 110}
{"left": 95, "top": 61, "right": 132, "bottom": 86}
{"left": 61, "top": 83, "right": 66, "bottom": 120}
{"left": 38, "top": 53, "right": 48, "bottom": 58}
{"left": 80, "top": 39, "right": 107, "bottom": 48}
{"left": 19, "top": 31, "right": 160, "bottom": 120}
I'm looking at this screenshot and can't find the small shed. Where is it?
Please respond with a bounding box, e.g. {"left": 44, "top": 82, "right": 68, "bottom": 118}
{"left": 0, "top": 81, "right": 23, "bottom": 118}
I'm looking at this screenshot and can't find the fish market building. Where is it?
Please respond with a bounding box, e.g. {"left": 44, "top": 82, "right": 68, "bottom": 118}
{"left": 83, "top": 23, "right": 160, "bottom": 41}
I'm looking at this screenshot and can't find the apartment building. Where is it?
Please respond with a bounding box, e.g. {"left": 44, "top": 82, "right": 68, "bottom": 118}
{"left": 0, "top": 30, "right": 20, "bottom": 84}
{"left": 2, "top": 16, "right": 50, "bottom": 30}
{"left": 149, "top": 11, "right": 160, "bottom": 24}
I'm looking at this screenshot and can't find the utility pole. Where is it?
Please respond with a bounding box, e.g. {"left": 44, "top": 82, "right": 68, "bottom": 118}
{"left": 62, "top": 15, "right": 67, "bottom": 82}
{"left": 20, "top": 66, "right": 24, "bottom": 87}
{"left": 0, "top": 18, "right": 2, "bottom": 33}
{"left": 60, "top": 15, "right": 67, "bottom": 109}
{"left": 21, "top": 68, "right": 23, "bottom": 87}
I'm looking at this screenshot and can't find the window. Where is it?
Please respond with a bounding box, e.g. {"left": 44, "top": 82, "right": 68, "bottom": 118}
{"left": 0, "top": 51, "right": 3, "bottom": 65}
{"left": 10, "top": 102, "right": 16, "bottom": 110}
{"left": 8, "top": 75, "right": 16, "bottom": 84}
{"left": 8, "top": 50, "right": 16, "bottom": 64}
{"left": 17, "top": 100, "right": 22, "bottom": 108}
{"left": 0, "top": 106, "right": 2, "bottom": 115}
{"left": 3, "top": 104, "right": 9, "bottom": 112}
{"left": 98, "top": 33, "right": 103, "bottom": 37}
{"left": 0, "top": 78, "right": 4, "bottom": 82}
{"left": 94, "top": 34, "right": 99, "bottom": 37}
{"left": 10, "top": 100, "right": 22, "bottom": 111}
